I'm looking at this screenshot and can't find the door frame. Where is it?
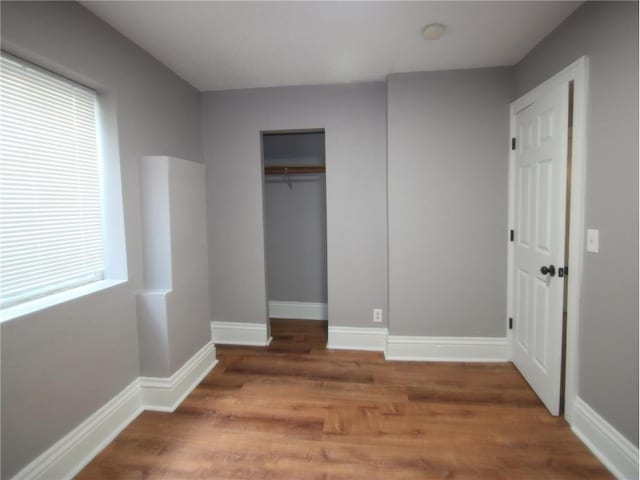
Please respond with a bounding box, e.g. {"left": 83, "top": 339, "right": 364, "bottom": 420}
{"left": 506, "top": 56, "right": 589, "bottom": 424}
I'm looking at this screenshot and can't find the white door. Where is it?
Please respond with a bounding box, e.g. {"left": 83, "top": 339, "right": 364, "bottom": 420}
{"left": 511, "top": 82, "right": 569, "bottom": 416}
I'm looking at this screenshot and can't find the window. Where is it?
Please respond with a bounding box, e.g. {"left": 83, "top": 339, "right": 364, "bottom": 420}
{"left": 0, "top": 52, "right": 105, "bottom": 309}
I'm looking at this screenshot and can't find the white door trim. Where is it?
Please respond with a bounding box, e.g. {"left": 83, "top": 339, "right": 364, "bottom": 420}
{"left": 507, "top": 56, "right": 589, "bottom": 424}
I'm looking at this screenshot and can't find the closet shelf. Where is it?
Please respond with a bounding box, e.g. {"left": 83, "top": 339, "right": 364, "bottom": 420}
{"left": 264, "top": 165, "right": 325, "bottom": 175}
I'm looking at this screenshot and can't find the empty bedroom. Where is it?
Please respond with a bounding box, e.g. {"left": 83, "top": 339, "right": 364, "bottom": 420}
{"left": 0, "top": 1, "right": 637, "bottom": 479}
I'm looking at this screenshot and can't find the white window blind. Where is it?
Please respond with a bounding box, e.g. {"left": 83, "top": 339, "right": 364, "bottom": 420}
{"left": 0, "top": 53, "right": 104, "bottom": 309}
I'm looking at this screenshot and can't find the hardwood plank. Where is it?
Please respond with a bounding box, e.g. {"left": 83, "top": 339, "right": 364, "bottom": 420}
{"left": 76, "top": 319, "right": 612, "bottom": 479}
{"left": 269, "top": 318, "right": 327, "bottom": 353}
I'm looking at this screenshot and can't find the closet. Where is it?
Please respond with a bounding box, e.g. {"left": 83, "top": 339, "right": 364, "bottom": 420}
{"left": 261, "top": 130, "right": 328, "bottom": 350}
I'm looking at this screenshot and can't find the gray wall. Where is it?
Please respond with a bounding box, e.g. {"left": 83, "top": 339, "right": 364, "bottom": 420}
{"left": 515, "top": 1, "right": 639, "bottom": 446}
{"left": 0, "top": 2, "right": 203, "bottom": 477}
{"left": 264, "top": 133, "right": 327, "bottom": 303}
{"left": 263, "top": 131, "right": 326, "bottom": 166}
{"left": 202, "top": 83, "right": 388, "bottom": 328}
{"left": 387, "top": 67, "right": 512, "bottom": 337}
{"left": 264, "top": 175, "right": 327, "bottom": 303}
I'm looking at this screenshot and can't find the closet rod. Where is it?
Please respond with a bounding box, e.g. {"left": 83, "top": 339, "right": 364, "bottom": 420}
{"left": 264, "top": 165, "right": 325, "bottom": 175}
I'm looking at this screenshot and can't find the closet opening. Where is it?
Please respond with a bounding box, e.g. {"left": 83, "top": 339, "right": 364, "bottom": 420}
{"left": 261, "top": 129, "right": 328, "bottom": 353}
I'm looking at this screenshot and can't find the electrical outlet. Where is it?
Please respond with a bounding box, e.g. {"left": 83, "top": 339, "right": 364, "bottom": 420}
{"left": 373, "top": 308, "right": 383, "bottom": 323}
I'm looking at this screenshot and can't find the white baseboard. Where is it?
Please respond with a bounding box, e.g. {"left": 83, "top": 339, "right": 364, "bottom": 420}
{"left": 211, "top": 321, "right": 270, "bottom": 346}
{"left": 268, "top": 301, "right": 327, "bottom": 320}
{"left": 326, "top": 327, "right": 509, "bottom": 362}
{"left": 141, "top": 342, "right": 217, "bottom": 412}
{"left": 572, "top": 397, "right": 639, "bottom": 479}
{"left": 12, "top": 379, "right": 143, "bottom": 480}
{"left": 11, "top": 342, "right": 219, "bottom": 480}
{"left": 386, "top": 335, "right": 508, "bottom": 362}
{"left": 327, "top": 326, "right": 388, "bottom": 351}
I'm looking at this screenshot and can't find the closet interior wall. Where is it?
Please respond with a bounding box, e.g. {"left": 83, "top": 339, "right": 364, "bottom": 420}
{"left": 262, "top": 131, "right": 328, "bottom": 320}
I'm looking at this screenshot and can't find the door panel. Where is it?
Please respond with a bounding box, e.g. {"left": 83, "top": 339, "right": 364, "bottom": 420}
{"left": 536, "top": 159, "right": 552, "bottom": 252}
{"left": 511, "top": 83, "right": 569, "bottom": 416}
{"left": 516, "top": 268, "right": 529, "bottom": 350}
{"left": 517, "top": 165, "right": 532, "bottom": 246}
{"left": 533, "top": 276, "right": 550, "bottom": 369}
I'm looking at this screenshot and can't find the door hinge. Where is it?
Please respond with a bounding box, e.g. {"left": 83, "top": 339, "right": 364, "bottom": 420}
{"left": 511, "top": 138, "right": 516, "bottom": 150}
{"left": 510, "top": 229, "right": 514, "bottom": 242}
{"left": 509, "top": 317, "right": 513, "bottom": 330}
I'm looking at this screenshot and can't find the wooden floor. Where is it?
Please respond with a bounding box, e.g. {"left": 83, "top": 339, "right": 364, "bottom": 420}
{"left": 78, "top": 319, "right": 610, "bottom": 479}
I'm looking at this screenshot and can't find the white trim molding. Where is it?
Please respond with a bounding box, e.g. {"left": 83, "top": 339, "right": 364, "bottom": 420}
{"left": 572, "top": 397, "right": 639, "bottom": 479}
{"left": 12, "top": 380, "right": 143, "bottom": 480}
{"left": 326, "top": 327, "right": 509, "bottom": 362}
{"left": 141, "top": 342, "right": 217, "bottom": 412}
{"left": 327, "top": 326, "right": 388, "bottom": 351}
{"left": 211, "top": 321, "right": 271, "bottom": 346}
{"left": 268, "top": 301, "right": 327, "bottom": 320}
{"left": 11, "top": 342, "right": 218, "bottom": 480}
{"left": 386, "top": 335, "right": 508, "bottom": 362}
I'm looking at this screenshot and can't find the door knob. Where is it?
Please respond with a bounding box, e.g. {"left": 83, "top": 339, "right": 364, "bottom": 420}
{"left": 540, "top": 265, "right": 556, "bottom": 276}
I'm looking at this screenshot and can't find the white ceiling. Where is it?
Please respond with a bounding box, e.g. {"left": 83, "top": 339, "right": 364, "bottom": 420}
{"left": 81, "top": 1, "right": 581, "bottom": 92}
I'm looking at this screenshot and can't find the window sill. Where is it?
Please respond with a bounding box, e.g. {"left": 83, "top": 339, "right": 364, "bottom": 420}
{"left": 0, "top": 279, "right": 128, "bottom": 324}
